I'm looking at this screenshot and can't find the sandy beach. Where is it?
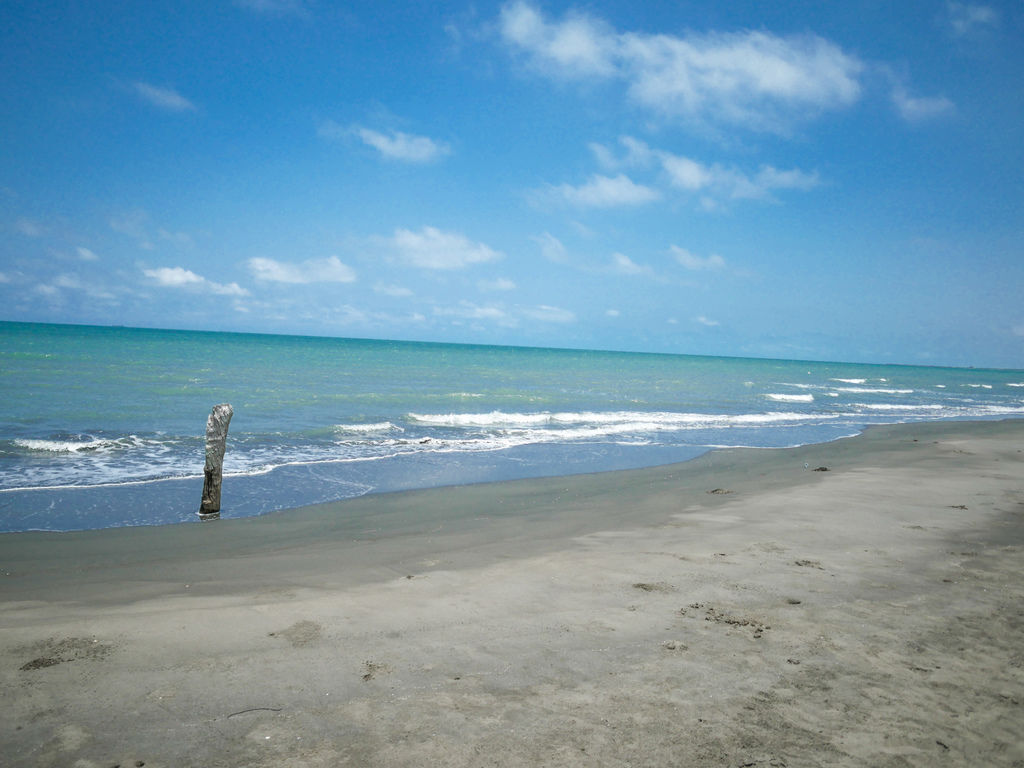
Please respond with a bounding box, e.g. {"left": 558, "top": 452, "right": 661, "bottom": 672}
{"left": 2, "top": 419, "right": 1022, "bottom": 767}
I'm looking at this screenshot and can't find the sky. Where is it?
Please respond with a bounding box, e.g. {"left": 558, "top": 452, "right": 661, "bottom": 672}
{"left": 1, "top": 0, "right": 1022, "bottom": 368}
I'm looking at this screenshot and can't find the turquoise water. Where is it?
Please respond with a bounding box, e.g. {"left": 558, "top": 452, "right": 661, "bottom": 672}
{"left": 2, "top": 321, "right": 1023, "bottom": 531}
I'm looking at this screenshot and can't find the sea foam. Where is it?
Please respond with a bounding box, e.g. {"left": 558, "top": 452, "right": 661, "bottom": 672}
{"left": 765, "top": 393, "right": 814, "bottom": 403}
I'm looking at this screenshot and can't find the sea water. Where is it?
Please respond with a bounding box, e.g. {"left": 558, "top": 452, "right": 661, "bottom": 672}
{"left": 2, "top": 321, "right": 1022, "bottom": 531}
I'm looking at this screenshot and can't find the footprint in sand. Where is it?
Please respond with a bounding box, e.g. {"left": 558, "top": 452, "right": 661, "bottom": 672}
{"left": 268, "top": 620, "right": 323, "bottom": 648}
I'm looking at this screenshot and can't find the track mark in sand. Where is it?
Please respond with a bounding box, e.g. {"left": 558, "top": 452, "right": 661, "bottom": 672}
{"left": 707, "top": 488, "right": 733, "bottom": 494}
{"left": 793, "top": 559, "right": 824, "bottom": 570}
{"left": 681, "top": 603, "right": 771, "bottom": 638}
{"left": 16, "top": 636, "right": 112, "bottom": 671}
{"left": 227, "top": 707, "right": 284, "bottom": 719}
{"left": 269, "top": 620, "right": 322, "bottom": 648}
{"left": 633, "top": 581, "right": 676, "bottom": 593}
{"left": 362, "top": 660, "right": 391, "bottom": 681}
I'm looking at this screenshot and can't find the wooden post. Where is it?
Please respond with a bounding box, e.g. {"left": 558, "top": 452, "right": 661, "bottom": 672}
{"left": 198, "top": 403, "right": 233, "bottom": 520}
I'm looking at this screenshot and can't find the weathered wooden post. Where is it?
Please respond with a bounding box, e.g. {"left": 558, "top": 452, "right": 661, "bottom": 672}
{"left": 198, "top": 403, "right": 233, "bottom": 520}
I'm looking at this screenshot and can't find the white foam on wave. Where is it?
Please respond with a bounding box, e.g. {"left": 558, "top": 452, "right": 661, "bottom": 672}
{"left": 334, "top": 421, "right": 403, "bottom": 435}
{"left": 765, "top": 393, "right": 814, "bottom": 403}
{"left": 14, "top": 435, "right": 150, "bottom": 454}
{"left": 966, "top": 383, "right": 993, "bottom": 389}
{"left": 830, "top": 378, "right": 866, "bottom": 384}
{"left": 1007, "top": 383, "right": 1024, "bottom": 388}
{"left": 834, "top": 387, "right": 914, "bottom": 394}
{"left": 407, "top": 410, "right": 825, "bottom": 430}
{"left": 853, "top": 403, "right": 944, "bottom": 411}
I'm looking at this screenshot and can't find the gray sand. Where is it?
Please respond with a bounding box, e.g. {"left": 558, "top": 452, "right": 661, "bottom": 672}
{"left": 1, "top": 419, "right": 1022, "bottom": 767}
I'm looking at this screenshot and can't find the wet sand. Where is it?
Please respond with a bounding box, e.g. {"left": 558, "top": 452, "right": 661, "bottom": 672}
{"left": 2, "top": 419, "right": 1023, "bottom": 767}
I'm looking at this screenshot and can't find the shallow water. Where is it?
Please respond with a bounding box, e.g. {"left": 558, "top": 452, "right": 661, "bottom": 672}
{"left": 2, "top": 321, "right": 1022, "bottom": 531}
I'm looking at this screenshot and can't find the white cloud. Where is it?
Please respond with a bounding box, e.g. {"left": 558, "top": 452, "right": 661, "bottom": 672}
{"left": 499, "top": 2, "right": 863, "bottom": 132}
{"left": 891, "top": 87, "right": 955, "bottom": 121}
{"left": 479, "top": 277, "right": 517, "bottom": 291}
{"left": 132, "top": 82, "right": 197, "bottom": 112}
{"left": 550, "top": 173, "right": 660, "bottom": 207}
{"left": 374, "top": 283, "right": 414, "bottom": 297}
{"left": 947, "top": 2, "right": 999, "bottom": 36}
{"left": 660, "top": 150, "right": 819, "bottom": 201}
{"left": 610, "top": 252, "right": 653, "bottom": 276}
{"left": 660, "top": 154, "right": 716, "bottom": 191}
{"left": 0, "top": 272, "right": 10, "bottom": 283}
{"left": 387, "top": 226, "right": 502, "bottom": 270}
{"left": 434, "top": 302, "right": 514, "bottom": 324}
{"left": 248, "top": 255, "right": 356, "bottom": 284}
{"left": 320, "top": 121, "right": 450, "bottom": 163}
{"left": 51, "top": 273, "right": 116, "bottom": 300}
{"left": 671, "top": 246, "right": 726, "bottom": 271}
{"left": 589, "top": 136, "right": 656, "bottom": 170}
{"left": 535, "top": 232, "right": 569, "bottom": 263}
{"left": 500, "top": 1, "right": 617, "bottom": 78}
{"left": 695, "top": 315, "right": 720, "bottom": 327}
{"left": 588, "top": 137, "right": 819, "bottom": 204}
{"left": 76, "top": 246, "right": 99, "bottom": 261}
{"left": 522, "top": 304, "right": 576, "bottom": 323}
{"left": 354, "top": 126, "right": 451, "bottom": 163}
{"left": 605, "top": 308, "right": 620, "bottom": 318}
{"left": 143, "top": 266, "right": 249, "bottom": 296}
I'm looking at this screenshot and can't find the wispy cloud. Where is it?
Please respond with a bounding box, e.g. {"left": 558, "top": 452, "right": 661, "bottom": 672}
{"left": 76, "top": 246, "right": 99, "bottom": 261}
{"left": 609, "top": 252, "right": 653, "bottom": 276}
{"left": 547, "top": 173, "right": 660, "bottom": 208}
{"left": 110, "top": 209, "right": 154, "bottom": 249}
{"left": 479, "top": 277, "right": 517, "bottom": 292}
{"left": 695, "top": 315, "right": 720, "bottom": 327}
{"left": 891, "top": 86, "right": 955, "bottom": 121}
{"left": 534, "top": 232, "right": 570, "bottom": 263}
{"left": 671, "top": 246, "right": 726, "bottom": 271}
{"left": 15, "top": 218, "right": 43, "bottom": 237}
{"left": 234, "top": 0, "right": 309, "bottom": 17}
{"left": 385, "top": 226, "right": 503, "bottom": 270}
{"left": 434, "top": 301, "right": 515, "bottom": 325}
{"left": 320, "top": 121, "right": 451, "bottom": 163}
{"left": 521, "top": 304, "right": 575, "bottom": 323}
{"left": 248, "top": 255, "right": 356, "bottom": 284}
{"left": 499, "top": 1, "right": 863, "bottom": 133}
{"left": 132, "top": 82, "right": 197, "bottom": 112}
{"left": 947, "top": 2, "right": 999, "bottom": 36}
{"left": 589, "top": 136, "right": 820, "bottom": 205}
{"left": 143, "top": 266, "right": 248, "bottom": 296}
{"left": 374, "top": 283, "right": 414, "bottom": 297}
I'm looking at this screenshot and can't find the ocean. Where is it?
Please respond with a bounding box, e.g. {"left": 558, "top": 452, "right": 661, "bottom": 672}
{"left": 2, "top": 321, "right": 1022, "bottom": 532}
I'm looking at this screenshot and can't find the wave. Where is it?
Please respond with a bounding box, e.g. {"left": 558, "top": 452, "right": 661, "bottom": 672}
{"left": 13, "top": 435, "right": 155, "bottom": 454}
{"left": 834, "top": 387, "right": 914, "bottom": 394}
{"left": 334, "top": 421, "right": 403, "bottom": 435}
{"left": 765, "top": 393, "right": 814, "bottom": 403}
{"left": 406, "top": 410, "right": 824, "bottom": 430}
{"left": 830, "top": 378, "right": 866, "bottom": 384}
{"left": 853, "top": 404, "right": 944, "bottom": 411}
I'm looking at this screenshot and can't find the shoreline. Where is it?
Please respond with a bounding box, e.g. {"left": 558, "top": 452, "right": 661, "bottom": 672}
{"left": 2, "top": 418, "right": 1022, "bottom": 766}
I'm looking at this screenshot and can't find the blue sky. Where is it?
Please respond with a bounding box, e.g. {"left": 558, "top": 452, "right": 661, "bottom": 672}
{"left": 1, "top": 0, "right": 1022, "bottom": 367}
